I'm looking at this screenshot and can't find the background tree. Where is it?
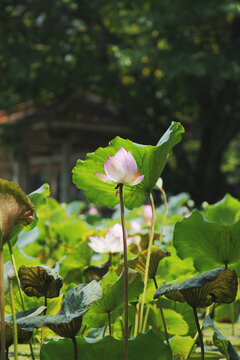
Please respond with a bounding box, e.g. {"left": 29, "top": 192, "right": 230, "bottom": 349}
{"left": 0, "top": 0, "right": 240, "bottom": 203}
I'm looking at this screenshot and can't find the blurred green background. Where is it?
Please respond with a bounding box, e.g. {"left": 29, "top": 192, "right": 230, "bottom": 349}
{"left": 0, "top": 0, "right": 240, "bottom": 204}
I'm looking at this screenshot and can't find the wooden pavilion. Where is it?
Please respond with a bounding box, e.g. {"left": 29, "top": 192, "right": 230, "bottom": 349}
{"left": 0, "top": 90, "right": 132, "bottom": 202}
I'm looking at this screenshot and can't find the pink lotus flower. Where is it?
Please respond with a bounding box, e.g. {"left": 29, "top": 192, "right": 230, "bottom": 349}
{"left": 95, "top": 147, "right": 144, "bottom": 186}
{"left": 143, "top": 204, "right": 152, "bottom": 225}
{"left": 88, "top": 223, "right": 133, "bottom": 254}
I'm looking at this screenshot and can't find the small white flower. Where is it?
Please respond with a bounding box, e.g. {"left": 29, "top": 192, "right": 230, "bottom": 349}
{"left": 88, "top": 223, "right": 133, "bottom": 254}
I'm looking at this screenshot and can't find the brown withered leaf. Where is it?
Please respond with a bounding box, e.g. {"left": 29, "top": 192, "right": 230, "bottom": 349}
{"left": 18, "top": 265, "right": 63, "bottom": 298}
{"left": 116, "top": 245, "right": 170, "bottom": 279}
{"left": 0, "top": 178, "right": 34, "bottom": 247}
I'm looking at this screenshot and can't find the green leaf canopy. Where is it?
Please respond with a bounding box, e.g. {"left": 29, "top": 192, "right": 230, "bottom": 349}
{"left": 72, "top": 122, "right": 184, "bottom": 209}
{"left": 40, "top": 330, "right": 172, "bottom": 360}
{"left": 173, "top": 210, "right": 240, "bottom": 271}
{"left": 154, "top": 267, "right": 238, "bottom": 308}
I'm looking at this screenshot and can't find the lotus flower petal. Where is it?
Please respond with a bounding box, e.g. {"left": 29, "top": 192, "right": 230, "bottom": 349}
{"left": 88, "top": 223, "right": 132, "bottom": 254}
{"left": 95, "top": 148, "right": 144, "bottom": 186}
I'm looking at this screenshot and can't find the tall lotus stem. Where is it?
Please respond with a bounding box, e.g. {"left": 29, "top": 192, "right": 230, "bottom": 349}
{"left": 71, "top": 336, "right": 79, "bottom": 360}
{"left": 158, "top": 185, "right": 168, "bottom": 249}
{"left": 193, "top": 307, "right": 204, "bottom": 360}
{"left": 8, "top": 269, "right": 18, "bottom": 360}
{"left": 153, "top": 277, "right": 169, "bottom": 343}
{"left": 119, "top": 184, "right": 128, "bottom": 360}
{"left": 139, "top": 192, "right": 156, "bottom": 333}
{"left": 41, "top": 297, "right": 48, "bottom": 345}
{"left": 0, "top": 246, "right": 6, "bottom": 360}
{"left": 108, "top": 311, "right": 112, "bottom": 336}
{"left": 8, "top": 241, "right": 35, "bottom": 360}
{"left": 8, "top": 241, "right": 25, "bottom": 309}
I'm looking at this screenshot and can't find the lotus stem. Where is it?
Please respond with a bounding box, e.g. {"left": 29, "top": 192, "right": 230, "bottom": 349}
{"left": 133, "top": 303, "right": 139, "bottom": 337}
{"left": 153, "top": 276, "right": 169, "bottom": 344}
{"left": 41, "top": 296, "right": 48, "bottom": 345}
{"left": 158, "top": 186, "right": 168, "bottom": 249}
{"left": 230, "top": 302, "right": 235, "bottom": 336}
{"left": 193, "top": 307, "right": 204, "bottom": 360}
{"left": 142, "top": 305, "right": 150, "bottom": 333}
{"left": 139, "top": 192, "right": 156, "bottom": 333}
{"left": 8, "top": 241, "right": 35, "bottom": 360}
{"left": 108, "top": 311, "right": 112, "bottom": 336}
{"left": 119, "top": 184, "right": 128, "bottom": 360}
{"left": 0, "top": 246, "right": 6, "bottom": 360}
{"left": 8, "top": 272, "right": 18, "bottom": 360}
{"left": 71, "top": 336, "right": 79, "bottom": 360}
{"left": 8, "top": 241, "right": 25, "bottom": 309}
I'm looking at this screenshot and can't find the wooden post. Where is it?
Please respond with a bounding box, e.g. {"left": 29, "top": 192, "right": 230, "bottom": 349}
{"left": 60, "top": 140, "right": 71, "bottom": 203}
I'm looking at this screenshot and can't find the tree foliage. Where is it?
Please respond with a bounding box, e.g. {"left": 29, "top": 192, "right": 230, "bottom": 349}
{"left": 1, "top": 0, "right": 240, "bottom": 202}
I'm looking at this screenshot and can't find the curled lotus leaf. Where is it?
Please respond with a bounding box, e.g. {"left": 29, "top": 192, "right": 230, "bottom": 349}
{"left": 203, "top": 315, "right": 240, "bottom": 359}
{"left": 154, "top": 267, "right": 238, "bottom": 308}
{"left": 16, "top": 281, "right": 102, "bottom": 338}
{"left": 2, "top": 306, "right": 45, "bottom": 349}
{"left": 0, "top": 178, "right": 34, "bottom": 247}
{"left": 116, "top": 246, "right": 170, "bottom": 279}
{"left": 18, "top": 265, "right": 63, "bottom": 298}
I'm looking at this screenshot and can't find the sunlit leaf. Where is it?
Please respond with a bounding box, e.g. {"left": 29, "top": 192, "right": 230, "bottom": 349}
{"left": 18, "top": 265, "right": 63, "bottom": 298}
{"left": 40, "top": 330, "right": 172, "bottom": 360}
{"left": 154, "top": 267, "right": 238, "bottom": 308}
{"left": 148, "top": 306, "right": 189, "bottom": 336}
{"left": 84, "top": 269, "right": 143, "bottom": 328}
{"left": 204, "top": 194, "right": 240, "bottom": 225}
{"left": 169, "top": 335, "right": 196, "bottom": 357}
{"left": 173, "top": 210, "right": 240, "bottom": 271}
{"left": 72, "top": 122, "right": 184, "bottom": 210}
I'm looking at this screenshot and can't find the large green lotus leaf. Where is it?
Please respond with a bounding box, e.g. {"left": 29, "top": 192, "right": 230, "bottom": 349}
{"left": 203, "top": 315, "right": 240, "bottom": 359}
{"left": 148, "top": 306, "right": 188, "bottom": 336}
{"left": 116, "top": 246, "right": 170, "bottom": 279}
{"left": 173, "top": 210, "right": 240, "bottom": 271}
{"left": 18, "top": 265, "right": 63, "bottom": 298}
{"left": 204, "top": 194, "right": 240, "bottom": 225}
{"left": 214, "top": 301, "right": 240, "bottom": 323}
{"left": 59, "top": 239, "right": 93, "bottom": 283}
{"left": 0, "top": 178, "right": 35, "bottom": 248}
{"left": 154, "top": 267, "right": 238, "bottom": 308}
{"left": 84, "top": 269, "right": 143, "bottom": 328}
{"left": 16, "top": 281, "right": 102, "bottom": 338}
{"left": 72, "top": 122, "right": 184, "bottom": 210}
{"left": 157, "top": 246, "right": 196, "bottom": 283}
{"left": 40, "top": 330, "right": 172, "bottom": 360}
{"left": 160, "top": 298, "right": 196, "bottom": 337}
{"left": 169, "top": 335, "right": 196, "bottom": 357}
